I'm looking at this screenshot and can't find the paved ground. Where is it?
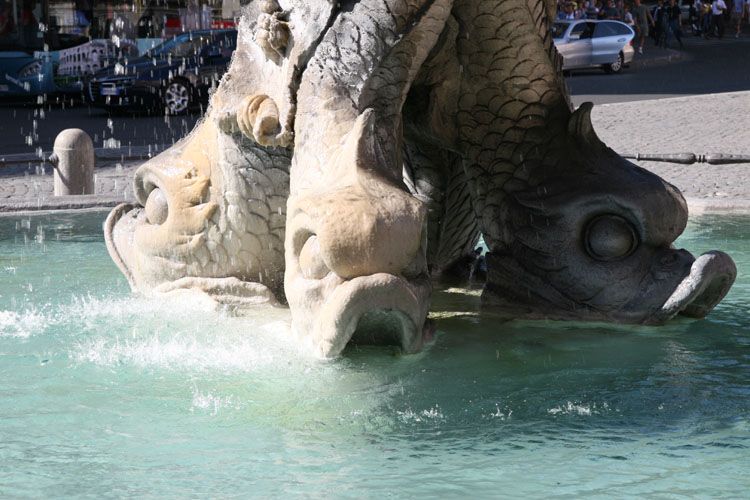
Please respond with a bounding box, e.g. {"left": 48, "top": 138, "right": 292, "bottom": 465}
{"left": 591, "top": 90, "right": 750, "bottom": 213}
{"left": 568, "top": 30, "right": 750, "bottom": 106}
{"left": 2, "top": 29, "right": 745, "bottom": 157}
{"left": 2, "top": 89, "right": 748, "bottom": 214}
{"left": 0, "top": 159, "right": 139, "bottom": 212}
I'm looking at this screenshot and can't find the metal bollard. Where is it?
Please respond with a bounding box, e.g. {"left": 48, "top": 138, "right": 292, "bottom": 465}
{"left": 49, "top": 129, "right": 95, "bottom": 196}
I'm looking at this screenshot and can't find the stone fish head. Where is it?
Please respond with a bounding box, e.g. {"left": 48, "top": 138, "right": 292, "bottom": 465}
{"left": 485, "top": 103, "right": 736, "bottom": 323}
{"left": 284, "top": 111, "right": 433, "bottom": 358}
{"left": 104, "top": 107, "right": 289, "bottom": 307}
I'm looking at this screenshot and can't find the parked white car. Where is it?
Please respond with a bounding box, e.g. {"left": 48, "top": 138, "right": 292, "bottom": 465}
{"left": 553, "top": 20, "right": 635, "bottom": 74}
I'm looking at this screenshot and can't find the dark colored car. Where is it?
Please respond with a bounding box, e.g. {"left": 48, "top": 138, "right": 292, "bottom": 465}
{"left": 88, "top": 29, "right": 237, "bottom": 114}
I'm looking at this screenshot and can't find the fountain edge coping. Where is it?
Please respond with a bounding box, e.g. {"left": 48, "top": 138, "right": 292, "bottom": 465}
{"left": 1, "top": 195, "right": 748, "bottom": 218}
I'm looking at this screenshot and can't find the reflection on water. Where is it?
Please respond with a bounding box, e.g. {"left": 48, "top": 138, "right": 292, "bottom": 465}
{"left": 0, "top": 211, "right": 748, "bottom": 497}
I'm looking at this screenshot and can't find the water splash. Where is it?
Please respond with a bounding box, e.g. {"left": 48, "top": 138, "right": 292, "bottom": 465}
{"left": 71, "top": 322, "right": 291, "bottom": 373}
{"left": 0, "top": 309, "right": 49, "bottom": 338}
{"left": 548, "top": 401, "right": 611, "bottom": 416}
{"left": 60, "top": 294, "right": 298, "bottom": 372}
{"left": 190, "top": 389, "right": 242, "bottom": 415}
{"left": 397, "top": 405, "right": 445, "bottom": 424}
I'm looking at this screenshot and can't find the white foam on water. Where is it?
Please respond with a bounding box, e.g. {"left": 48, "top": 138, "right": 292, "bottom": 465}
{"left": 72, "top": 325, "right": 293, "bottom": 373}
{"left": 0, "top": 309, "right": 49, "bottom": 338}
{"left": 61, "top": 293, "right": 402, "bottom": 427}
{"left": 3, "top": 292, "right": 408, "bottom": 425}
{"left": 190, "top": 389, "right": 242, "bottom": 415}
{"left": 0, "top": 293, "right": 217, "bottom": 340}
{"left": 548, "top": 401, "right": 611, "bottom": 416}
{"left": 54, "top": 293, "right": 308, "bottom": 373}
{"left": 67, "top": 292, "right": 221, "bottom": 323}
{"left": 397, "top": 405, "right": 445, "bottom": 423}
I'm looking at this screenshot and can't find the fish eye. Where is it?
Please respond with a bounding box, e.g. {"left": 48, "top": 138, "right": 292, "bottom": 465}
{"left": 144, "top": 188, "right": 169, "bottom": 225}
{"left": 584, "top": 215, "right": 638, "bottom": 262}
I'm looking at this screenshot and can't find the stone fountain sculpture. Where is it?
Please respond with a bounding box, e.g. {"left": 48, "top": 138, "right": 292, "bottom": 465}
{"left": 104, "top": 0, "right": 737, "bottom": 357}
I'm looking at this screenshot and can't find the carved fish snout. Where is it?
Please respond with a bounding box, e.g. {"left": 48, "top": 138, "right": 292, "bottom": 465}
{"left": 284, "top": 110, "right": 433, "bottom": 357}
{"left": 284, "top": 182, "right": 431, "bottom": 358}
{"left": 305, "top": 184, "right": 426, "bottom": 280}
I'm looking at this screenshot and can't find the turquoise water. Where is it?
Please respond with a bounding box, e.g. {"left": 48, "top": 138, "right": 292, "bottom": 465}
{"left": 0, "top": 210, "right": 748, "bottom": 497}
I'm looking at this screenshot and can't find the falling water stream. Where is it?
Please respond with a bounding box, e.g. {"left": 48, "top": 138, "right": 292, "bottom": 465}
{"left": 0, "top": 210, "right": 747, "bottom": 496}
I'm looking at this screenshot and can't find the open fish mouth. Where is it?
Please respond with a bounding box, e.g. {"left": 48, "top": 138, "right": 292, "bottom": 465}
{"left": 104, "top": 202, "right": 279, "bottom": 307}
{"left": 656, "top": 251, "right": 737, "bottom": 322}
{"left": 300, "top": 273, "right": 433, "bottom": 358}
{"left": 104, "top": 202, "right": 139, "bottom": 289}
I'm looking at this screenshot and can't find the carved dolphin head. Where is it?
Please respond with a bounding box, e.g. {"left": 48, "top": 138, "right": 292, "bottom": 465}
{"left": 484, "top": 103, "right": 736, "bottom": 323}
{"left": 104, "top": 3, "right": 297, "bottom": 307}
{"left": 284, "top": 111, "right": 433, "bottom": 358}
{"left": 104, "top": 113, "right": 289, "bottom": 306}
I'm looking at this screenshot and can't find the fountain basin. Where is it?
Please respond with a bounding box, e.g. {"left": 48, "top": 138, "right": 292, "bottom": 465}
{"left": 0, "top": 211, "right": 748, "bottom": 497}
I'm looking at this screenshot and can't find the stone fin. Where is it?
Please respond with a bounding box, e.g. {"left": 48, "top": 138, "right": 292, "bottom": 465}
{"left": 339, "top": 108, "right": 407, "bottom": 191}
{"left": 567, "top": 102, "right": 606, "bottom": 150}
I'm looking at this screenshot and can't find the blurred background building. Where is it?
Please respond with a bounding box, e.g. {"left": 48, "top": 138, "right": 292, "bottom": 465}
{"left": 0, "top": 0, "right": 244, "bottom": 96}
{"left": 0, "top": 0, "right": 244, "bottom": 52}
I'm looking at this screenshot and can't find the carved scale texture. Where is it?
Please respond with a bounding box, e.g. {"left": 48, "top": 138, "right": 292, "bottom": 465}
{"left": 452, "top": 0, "right": 572, "bottom": 251}
{"left": 214, "top": 132, "right": 291, "bottom": 297}
{"left": 403, "top": 140, "right": 479, "bottom": 273}
{"left": 293, "top": 0, "right": 452, "bottom": 186}
{"left": 213, "top": 0, "right": 571, "bottom": 287}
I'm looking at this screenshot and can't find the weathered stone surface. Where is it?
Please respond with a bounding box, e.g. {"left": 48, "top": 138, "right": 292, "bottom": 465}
{"left": 103, "top": 0, "right": 736, "bottom": 358}
{"left": 51, "top": 129, "right": 95, "bottom": 196}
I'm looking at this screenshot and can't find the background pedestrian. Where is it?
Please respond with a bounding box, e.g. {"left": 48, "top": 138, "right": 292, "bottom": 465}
{"left": 667, "top": 0, "right": 685, "bottom": 48}
{"left": 710, "top": 0, "right": 727, "bottom": 38}
{"left": 731, "top": 0, "right": 745, "bottom": 36}
{"left": 633, "top": 0, "right": 655, "bottom": 53}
